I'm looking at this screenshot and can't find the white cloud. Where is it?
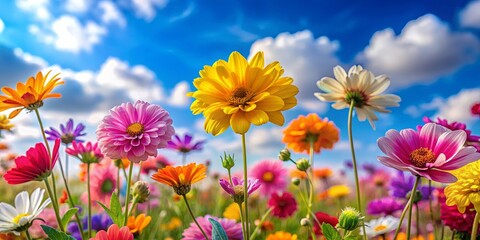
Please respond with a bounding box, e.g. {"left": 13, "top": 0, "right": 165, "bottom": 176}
{"left": 49, "top": 15, "right": 107, "bottom": 53}
{"left": 168, "top": 81, "right": 191, "bottom": 107}
{"left": 13, "top": 48, "right": 48, "bottom": 68}
{"left": 99, "top": 1, "right": 126, "bottom": 27}
{"left": 64, "top": 0, "right": 91, "bottom": 14}
{"left": 404, "top": 97, "right": 444, "bottom": 118}
{"left": 16, "top": 0, "right": 51, "bottom": 20}
{"left": 131, "top": 0, "right": 168, "bottom": 21}
{"left": 460, "top": 0, "right": 480, "bottom": 29}
{"left": 0, "top": 19, "right": 4, "bottom": 33}
{"left": 435, "top": 88, "right": 480, "bottom": 123}
{"left": 247, "top": 127, "right": 284, "bottom": 155}
{"left": 249, "top": 30, "right": 340, "bottom": 111}
{"left": 169, "top": 1, "right": 195, "bottom": 23}
{"left": 358, "top": 14, "right": 480, "bottom": 90}
{"left": 335, "top": 140, "right": 363, "bottom": 151}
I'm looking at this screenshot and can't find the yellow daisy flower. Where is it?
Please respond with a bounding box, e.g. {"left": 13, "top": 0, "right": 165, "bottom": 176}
{"left": 327, "top": 185, "right": 351, "bottom": 199}
{"left": 223, "top": 202, "right": 241, "bottom": 221}
{"left": 445, "top": 160, "right": 480, "bottom": 213}
{"left": 189, "top": 51, "right": 298, "bottom": 135}
{"left": 0, "top": 115, "right": 14, "bottom": 132}
{"left": 0, "top": 71, "right": 63, "bottom": 118}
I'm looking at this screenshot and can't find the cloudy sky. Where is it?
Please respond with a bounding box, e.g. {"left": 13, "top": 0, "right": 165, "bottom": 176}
{"left": 0, "top": 0, "right": 479, "bottom": 174}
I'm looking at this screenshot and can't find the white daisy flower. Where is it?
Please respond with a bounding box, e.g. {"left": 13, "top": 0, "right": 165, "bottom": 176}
{"left": 0, "top": 188, "right": 51, "bottom": 235}
{"left": 362, "top": 215, "right": 400, "bottom": 237}
{"left": 315, "top": 65, "right": 401, "bottom": 129}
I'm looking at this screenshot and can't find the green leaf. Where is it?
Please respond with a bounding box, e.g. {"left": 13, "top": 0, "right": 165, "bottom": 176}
{"left": 110, "top": 192, "right": 122, "bottom": 217}
{"left": 208, "top": 218, "right": 228, "bottom": 240}
{"left": 321, "top": 223, "right": 341, "bottom": 240}
{"left": 97, "top": 192, "right": 124, "bottom": 226}
{"left": 41, "top": 225, "right": 75, "bottom": 240}
{"left": 60, "top": 208, "right": 78, "bottom": 230}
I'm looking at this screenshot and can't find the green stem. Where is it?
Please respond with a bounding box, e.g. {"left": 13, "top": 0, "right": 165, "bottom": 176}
{"left": 34, "top": 108, "right": 50, "bottom": 156}
{"left": 44, "top": 179, "right": 64, "bottom": 232}
{"left": 250, "top": 208, "right": 273, "bottom": 240}
{"left": 472, "top": 212, "right": 480, "bottom": 240}
{"left": 347, "top": 101, "right": 366, "bottom": 240}
{"left": 127, "top": 197, "right": 139, "bottom": 217}
{"left": 306, "top": 142, "right": 314, "bottom": 219}
{"left": 241, "top": 133, "right": 250, "bottom": 239}
{"left": 183, "top": 195, "right": 209, "bottom": 240}
{"left": 406, "top": 176, "right": 421, "bottom": 239}
{"left": 117, "top": 165, "right": 121, "bottom": 194}
{"left": 123, "top": 163, "right": 134, "bottom": 226}
{"left": 393, "top": 198, "right": 412, "bottom": 239}
{"left": 227, "top": 169, "right": 233, "bottom": 186}
{"left": 25, "top": 230, "right": 32, "bottom": 240}
{"left": 309, "top": 226, "right": 317, "bottom": 240}
{"left": 238, "top": 203, "right": 246, "bottom": 240}
{"left": 87, "top": 164, "right": 92, "bottom": 238}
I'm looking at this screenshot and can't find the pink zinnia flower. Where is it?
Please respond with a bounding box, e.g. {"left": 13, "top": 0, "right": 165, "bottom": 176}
{"left": 250, "top": 160, "right": 288, "bottom": 196}
{"left": 219, "top": 176, "right": 261, "bottom": 203}
{"left": 66, "top": 141, "right": 103, "bottom": 164}
{"left": 4, "top": 139, "right": 60, "bottom": 184}
{"left": 91, "top": 224, "right": 133, "bottom": 240}
{"left": 182, "top": 215, "right": 243, "bottom": 240}
{"left": 96, "top": 100, "right": 175, "bottom": 163}
{"left": 268, "top": 192, "right": 298, "bottom": 218}
{"left": 82, "top": 163, "right": 117, "bottom": 206}
{"left": 377, "top": 123, "right": 480, "bottom": 183}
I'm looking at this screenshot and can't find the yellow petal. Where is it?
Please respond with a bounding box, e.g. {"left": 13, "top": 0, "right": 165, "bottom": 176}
{"left": 245, "top": 110, "right": 269, "bottom": 126}
{"left": 8, "top": 108, "right": 23, "bottom": 119}
{"left": 256, "top": 95, "right": 284, "bottom": 111}
{"left": 228, "top": 52, "right": 247, "bottom": 84}
{"left": 267, "top": 111, "right": 285, "bottom": 126}
{"left": 205, "top": 117, "right": 230, "bottom": 136}
{"left": 230, "top": 111, "right": 250, "bottom": 134}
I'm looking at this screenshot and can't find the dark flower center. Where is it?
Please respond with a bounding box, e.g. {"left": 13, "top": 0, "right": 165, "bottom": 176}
{"left": 61, "top": 133, "right": 75, "bottom": 144}
{"left": 229, "top": 87, "right": 252, "bottom": 106}
{"left": 409, "top": 147, "right": 436, "bottom": 168}
{"left": 101, "top": 179, "right": 114, "bottom": 193}
{"left": 345, "top": 90, "right": 367, "bottom": 107}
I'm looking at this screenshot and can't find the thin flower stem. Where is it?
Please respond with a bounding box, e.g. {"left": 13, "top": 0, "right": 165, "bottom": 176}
{"left": 451, "top": 230, "right": 455, "bottom": 240}
{"left": 123, "top": 163, "right": 134, "bottom": 226}
{"left": 182, "top": 195, "right": 209, "bottom": 240}
{"left": 87, "top": 163, "right": 92, "bottom": 238}
{"left": 415, "top": 203, "right": 420, "bottom": 237}
{"left": 227, "top": 169, "right": 233, "bottom": 186}
{"left": 25, "top": 230, "right": 32, "bottom": 240}
{"left": 136, "top": 162, "right": 142, "bottom": 181}
{"left": 241, "top": 133, "right": 250, "bottom": 239}
{"left": 347, "top": 101, "right": 367, "bottom": 240}
{"left": 406, "top": 176, "right": 421, "bottom": 239}
{"left": 471, "top": 212, "right": 480, "bottom": 240}
{"left": 250, "top": 207, "right": 273, "bottom": 240}
{"left": 393, "top": 198, "right": 412, "bottom": 239}
{"left": 127, "top": 197, "right": 138, "bottom": 218}
{"left": 117, "top": 165, "right": 121, "bottom": 194}
{"left": 309, "top": 226, "right": 317, "bottom": 240}
{"left": 305, "top": 171, "right": 315, "bottom": 220}
{"left": 238, "top": 203, "right": 246, "bottom": 240}
{"left": 44, "top": 179, "right": 65, "bottom": 232}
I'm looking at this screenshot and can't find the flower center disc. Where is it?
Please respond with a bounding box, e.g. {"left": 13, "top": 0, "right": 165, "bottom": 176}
{"left": 127, "top": 122, "right": 144, "bottom": 136}
{"left": 233, "top": 185, "right": 244, "bottom": 195}
{"left": 374, "top": 224, "right": 387, "bottom": 232}
{"left": 229, "top": 87, "right": 251, "bottom": 106}
{"left": 12, "top": 213, "right": 30, "bottom": 224}
{"left": 101, "top": 179, "right": 114, "bottom": 193}
{"left": 263, "top": 172, "right": 274, "bottom": 182}
{"left": 409, "top": 147, "right": 436, "bottom": 168}
{"left": 345, "top": 90, "right": 366, "bottom": 107}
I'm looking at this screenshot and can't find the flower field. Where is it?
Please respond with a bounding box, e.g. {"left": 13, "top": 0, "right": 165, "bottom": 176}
{"left": 0, "top": 50, "right": 479, "bottom": 240}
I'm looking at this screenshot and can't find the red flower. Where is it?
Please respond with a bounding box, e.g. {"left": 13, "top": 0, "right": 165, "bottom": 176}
{"left": 313, "top": 211, "right": 338, "bottom": 235}
{"left": 267, "top": 192, "right": 298, "bottom": 218}
{"left": 91, "top": 224, "right": 133, "bottom": 240}
{"left": 472, "top": 102, "right": 480, "bottom": 116}
{"left": 4, "top": 139, "right": 60, "bottom": 184}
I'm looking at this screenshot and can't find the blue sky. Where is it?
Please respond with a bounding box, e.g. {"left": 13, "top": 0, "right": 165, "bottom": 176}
{"left": 0, "top": 0, "right": 479, "bottom": 174}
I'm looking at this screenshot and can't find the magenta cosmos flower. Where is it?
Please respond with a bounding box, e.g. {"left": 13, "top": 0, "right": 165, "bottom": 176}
{"left": 96, "top": 101, "right": 175, "bottom": 163}
{"left": 377, "top": 123, "right": 480, "bottom": 183}
{"left": 268, "top": 192, "right": 298, "bottom": 218}
{"left": 250, "top": 160, "right": 288, "bottom": 196}
{"left": 182, "top": 215, "right": 243, "bottom": 240}
{"left": 219, "top": 176, "right": 261, "bottom": 203}
{"left": 423, "top": 117, "right": 480, "bottom": 152}
{"left": 66, "top": 140, "right": 103, "bottom": 164}
{"left": 4, "top": 139, "right": 60, "bottom": 184}
{"left": 167, "top": 133, "right": 205, "bottom": 153}
{"left": 367, "top": 197, "right": 403, "bottom": 216}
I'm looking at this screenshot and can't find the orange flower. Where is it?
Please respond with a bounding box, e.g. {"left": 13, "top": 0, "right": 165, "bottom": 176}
{"left": 78, "top": 163, "right": 87, "bottom": 182}
{"left": 114, "top": 157, "right": 130, "bottom": 169}
{"left": 127, "top": 214, "right": 151, "bottom": 234}
{"left": 282, "top": 113, "right": 339, "bottom": 153}
{"left": 59, "top": 189, "right": 68, "bottom": 204}
{"left": 0, "top": 71, "right": 63, "bottom": 118}
{"left": 290, "top": 169, "right": 307, "bottom": 179}
{"left": 151, "top": 163, "right": 206, "bottom": 195}
{"left": 0, "top": 143, "right": 9, "bottom": 151}
{"left": 314, "top": 168, "right": 333, "bottom": 179}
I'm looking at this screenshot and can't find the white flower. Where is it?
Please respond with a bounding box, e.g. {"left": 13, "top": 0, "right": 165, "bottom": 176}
{"left": 362, "top": 216, "right": 400, "bottom": 237}
{"left": 0, "top": 188, "right": 51, "bottom": 235}
{"left": 315, "top": 65, "right": 401, "bottom": 129}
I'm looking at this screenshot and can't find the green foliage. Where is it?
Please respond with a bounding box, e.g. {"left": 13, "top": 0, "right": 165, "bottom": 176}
{"left": 41, "top": 225, "right": 75, "bottom": 240}
{"left": 209, "top": 218, "right": 228, "bottom": 240}
{"left": 97, "top": 192, "right": 125, "bottom": 226}
{"left": 60, "top": 208, "right": 78, "bottom": 230}
{"left": 321, "top": 223, "right": 341, "bottom": 240}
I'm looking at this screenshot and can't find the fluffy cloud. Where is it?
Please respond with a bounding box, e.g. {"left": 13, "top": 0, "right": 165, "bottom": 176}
{"left": 16, "top": 0, "right": 51, "bottom": 20}
{"left": 249, "top": 30, "right": 340, "bottom": 111}
{"left": 64, "top": 0, "right": 91, "bottom": 14}
{"left": 168, "top": 81, "right": 191, "bottom": 107}
{"left": 404, "top": 97, "right": 444, "bottom": 118}
{"left": 99, "top": 1, "right": 126, "bottom": 27}
{"left": 0, "top": 19, "right": 4, "bottom": 33}
{"left": 435, "top": 88, "right": 480, "bottom": 123}
{"left": 131, "top": 0, "right": 168, "bottom": 21}
{"left": 358, "top": 14, "right": 480, "bottom": 90}
{"left": 460, "top": 0, "right": 480, "bottom": 28}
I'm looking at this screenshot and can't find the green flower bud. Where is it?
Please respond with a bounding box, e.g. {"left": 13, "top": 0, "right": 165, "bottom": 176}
{"left": 337, "top": 207, "right": 363, "bottom": 231}
{"left": 221, "top": 152, "right": 235, "bottom": 170}
{"left": 131, "top": 181, "right": 150, "bottom": 203}
{"left": 278, "top": 148, "right": 291, "bottom": 162}
{"left": 296, "top": 158, "right": 310, "bottom": 171}
{"left": 291, "top": 177, "right": 301, "bottom": 186}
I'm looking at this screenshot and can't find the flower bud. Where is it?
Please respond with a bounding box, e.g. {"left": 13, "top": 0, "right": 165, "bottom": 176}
{"left": 131, "top": 181, "right": 150, "bottom": 203}
{"left": 296, "top": 158, "right": 310, "bottom": 171}
{"left": 221, "top": 152, "right": 235, "bottom": 170}
{"left": 406, "top": 190, "right": 423, "bottom": 204}
{"left": 300, "top": 218, "right": 311, "bottom": 227}
{"left": 337, "top": 207, "right": 363, "bottom": 231}
{"left": 278, "top": 148, "right": 291, "bottom": 162}
{"left": 291, "top": 177, "right": 301, "bottom": 186}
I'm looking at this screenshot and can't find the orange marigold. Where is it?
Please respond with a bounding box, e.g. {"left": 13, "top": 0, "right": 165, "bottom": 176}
{"left": 127, "top": 214, "right": 151, "bottom": 234}
{"left": 151, "top": 163, "right": 206, "bottom": 195}
{"left": 314, "top": 168, "right": 333, "bottom": 179}
{"left": 0, "top": 71, "right": 63, "bottom": 118}
{"left": 290, "top": 169, "right": 307, "bottom": 179}
{"left": 282, "top": 113, "right": 339, "bottom": 153}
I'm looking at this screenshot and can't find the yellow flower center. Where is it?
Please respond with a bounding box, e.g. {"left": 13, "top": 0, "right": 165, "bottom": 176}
{"left": 374, "top": 224, "right": 387, "bottom": 232}
{"left": 233, "top": 185, "right": 244, "bottom": 195}
{"left": 127, "top": 122, "right": 144, "bottom": 136}
{"left": 263, "top": 172, "right": 274, "bottom": 182}
{"left": 12, "top": 213, "right": 30, "bottom": 224}
{"left": 409, "top": 147, "right": 436, "bottom": 168}
{"left": 229, "top": 87, "right": 252, "bottom": 106}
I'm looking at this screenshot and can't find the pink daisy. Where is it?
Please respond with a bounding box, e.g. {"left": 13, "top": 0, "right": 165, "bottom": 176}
{"left": 83, "top": 163, "right": 117, "bottom": 206}
{"left": 66, "top": 140, "right": 103, "bottom": 164}
{"left": 182, "top": 215, "right": 243, "bottom": 240}
{"left": 377, "top": 123, "right": 480, "bottom": 183}
{"left": 250, "top": 160, "right": 288, "bottom": 197}
{"left": 96, "top": 100, "right": 175, "bottom": 163}
{"left": 268, "top": 192, "right": 298, "bottom": 218}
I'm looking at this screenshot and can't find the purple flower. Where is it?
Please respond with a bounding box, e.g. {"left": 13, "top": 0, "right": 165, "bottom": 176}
{"left": 423, "top": 117, "right": 480, "bottom": 152}
{"left": 182, "top": 215, "right": 243, "bottom": 240}
{"left": 367, "top": 197, "right": 404, "bottom": 216}
{"left": 67, "top": 213, "right": 112, "bottom": 240}
{"left": 45, "top": 118, "right": 86, "bottom": 144}
{"left": 362, "top": 163, "right": 377, "bottom": 174}
{"left": 167, "top": 133, "right": 205, "bottom": 153}
{"left": 219, "top": 176, "right": 261, "bottom": 202}
{"left": 390, "top": 171, "right": 434, "bottom": 201}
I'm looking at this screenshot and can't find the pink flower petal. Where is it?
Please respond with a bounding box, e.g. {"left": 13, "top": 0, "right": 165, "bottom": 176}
{"left": 433, "top": 130, "right": 466, "bottom": 160}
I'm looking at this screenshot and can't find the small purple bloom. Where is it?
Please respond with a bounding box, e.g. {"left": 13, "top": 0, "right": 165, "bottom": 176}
{"left": 367, "top": 197, "right": 404, "bottom": 216}
{"left": 362, "top": 163, "right": 377, "bottom": 174}
{"left": 45, "top": 118, "right": 86, "bottom": 144}
{"left": 390, "top": 171, "right": 434, "bottom": 201}
{"left": 167, "top": 133, "right": 206, "bottom": 153}
{"left": 423, "top": 117, "right": 480, "bottom": 152}
{"left": 67, "top": 213, "right": 112, "bottom": 240}
{"left": 219, "top": 176, "right": 261, "bottom": 201}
